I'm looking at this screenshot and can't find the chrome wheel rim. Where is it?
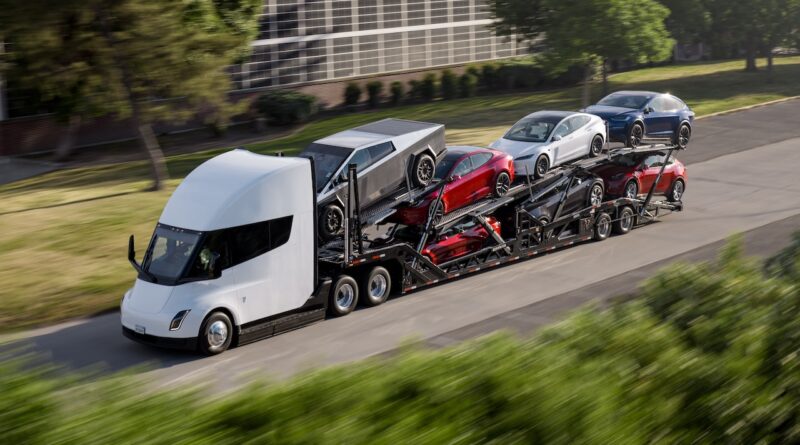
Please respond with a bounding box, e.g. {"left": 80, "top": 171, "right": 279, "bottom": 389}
{"left": 335, "top": 283, "right": 355, "bottom": 310}
{"left": 592, "top": 136, "right": 603, "bottom": 155}
{"left": 598, "top": 216, "right": 611, "bottom": 237}
{"left": 417, "top": 158, "right": 434, "bottom": 184}
{"left": 625, "top": 182, "right": 638, "bottom": 199}
{"left": 369, "top": 275, "right": 388, "bottom": 300}
{"left": 590, "top": 185, "right": 603, "bottom": 206}
{"left": 536, "top": 157, "right": 548, "bottom": 176}
{"left": 630, "top": 125, "right": 643, "bottom": 147}
{"left": 679, "top": 126, "right": 690, "bottom": 147}
{"left": 496, "top": 173, "right": 511, "bottom": 196}
{"left": 207, "top": 320, "right": 228, "bottom": 348}
{"left": 673, "top": 181, "right": 684, "bottom": 200}
{"left": 621, "top": 210, "right": 633, "bottom": 230}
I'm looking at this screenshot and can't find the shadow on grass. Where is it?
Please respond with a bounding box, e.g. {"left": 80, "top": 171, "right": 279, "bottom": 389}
{"left": 0, "top": 190, "right": 143, "bottom": 216}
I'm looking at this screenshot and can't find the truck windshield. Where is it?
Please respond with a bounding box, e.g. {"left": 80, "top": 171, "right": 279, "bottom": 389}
{"left": 142, "top": 225, "right": 202, "bottom": 283}
{"left": 301, "top": 143, "right": 353, "bottom": 192}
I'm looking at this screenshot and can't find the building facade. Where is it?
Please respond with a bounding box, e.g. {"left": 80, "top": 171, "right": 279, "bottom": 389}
{"left": 231, "top": 0, "right": 525, "bottom": 90}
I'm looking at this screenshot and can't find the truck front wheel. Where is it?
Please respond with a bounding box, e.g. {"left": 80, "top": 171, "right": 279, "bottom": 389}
{"left": 360, "top": 266, "right": 392, "bottom": 307}
{"left": 199, "top": 311, "right": 233, "bottom": 356}
{"left": 329, "top": 275, "right": 359, "bottom": 316}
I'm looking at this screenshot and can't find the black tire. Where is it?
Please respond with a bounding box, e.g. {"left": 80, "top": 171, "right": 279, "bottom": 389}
{"left": 534, "top": 155, "right": 549, "bottom": 179}
{"left": 628, "top": 122, "right": 644, "bottom": 148}
{"left": 537, "top": 216, "right": 552, "bottom": 242}
{"left": 412, "top": 154, "right": 436, "bottom": 187}
{"left": 360, "top": 266, "right": 392, "bottom": 307}
{"left": 594, "top": 212, "right": 612, "bottom": 241}
{"left": 623, "top": 180, "right": 639, "bottom": 199}
{"left": 675, "top": 123, "right": 691, "bottom": 149}
{"left": 589, "top": 134, "right": 604, "bottom": 157}
{"left": 613, "top": 206, "right": 635, "bottom": 235}
{"left": 198, "top": 311, "right": 233, "bottom": 356}
{"left": 667, "top": 179, "right": 685, "bottom": 202}
{"left": 320, "top": 204, "right": 344, "bottom": 240}
{"left": 494, "top": 171, "right": 512, "bottom": 197}
{"left": 587, "top": 181, "right": 604, "bottom": 207}
{"left": 428, "top": 200, "right": 445, "bottom": 225}
{"left": 329, "top": 275, "right": 359, "bottom": 316}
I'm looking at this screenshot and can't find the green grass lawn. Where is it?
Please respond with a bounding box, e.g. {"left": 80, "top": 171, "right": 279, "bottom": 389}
{"left": 1, "top": 56, "right": 799, "bottom": 332}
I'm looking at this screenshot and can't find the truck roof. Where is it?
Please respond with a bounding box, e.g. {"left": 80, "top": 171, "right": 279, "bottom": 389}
{"left": 313, "top": 118, "right": 443, "bottom": 150}
{"left": 159, "top": 149, "right": 313, "bottom": 231}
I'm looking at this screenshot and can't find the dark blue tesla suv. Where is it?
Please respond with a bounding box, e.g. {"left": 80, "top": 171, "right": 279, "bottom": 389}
{"left": 584, "top": 91, "right": 694, "bottom": 149}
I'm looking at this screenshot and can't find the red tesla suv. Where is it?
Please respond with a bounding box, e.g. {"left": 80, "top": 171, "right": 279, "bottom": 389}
{"left": 390, "top": 146, "right": 514, "bottom": 226}
{"left": 421, "top": 217, "right": 501, "bottom": 264}
{"left": 591, "top": 150, "right": 687, "bottom": 201}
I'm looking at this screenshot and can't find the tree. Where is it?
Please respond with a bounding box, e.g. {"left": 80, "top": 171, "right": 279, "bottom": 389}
{"left": 0, "top": 0, "right": 259, "bottom": 189}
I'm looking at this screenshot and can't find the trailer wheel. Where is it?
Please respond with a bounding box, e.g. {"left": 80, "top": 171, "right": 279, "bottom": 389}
{"left": 320, "top": 204, "right": 344, "bottom": 240}
{"left": 594, "top": 212, "right": 612, "bottom": 241}
{"left": 413, "top": 154, "right": 436, "bottom": 187}
{"left": 329, "top": 275, "right": 359, "bottom": 316}
{"left": 667, "top": 179, "right": 685, "bottom": 202}
{"left": 198, "top": 311, "right": 233, "bottom": 356}
{"left": 613, "top": 206, "right": 635, "bottom": 235}
{"left": 361, "top": 266, "right": 392, "bottom": 307}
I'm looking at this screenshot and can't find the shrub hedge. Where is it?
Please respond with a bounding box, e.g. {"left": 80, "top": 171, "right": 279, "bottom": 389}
{"left": 254, "top": 90, "right": 318, "bottom": 126}
{"left": 10, "top": 236, "right": 798, "bottom": 444}
{"left": 389, "top": 81, "right": 404, "bottom": 105}
{"left": 344, "top": 82, "right": 362, "bottom": 106}
{"left": 366, "top": 81, "right": 383, "bottom": 108}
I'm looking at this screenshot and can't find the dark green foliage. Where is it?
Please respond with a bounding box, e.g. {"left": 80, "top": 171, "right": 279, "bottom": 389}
{"left": 459, "top": 73, "right": 479, "bottom": 98}
{"left": 420, "top": 73, "right": 437, "bottom": 101}
{"left": 366, "top": 81, "right": 383, "bottom": 108}
{"left": 407, "top": 79, "right": 423, "bottom": 101}
{"left": 440, "top": 70, "right": 458, "bottom": 99}
{"left": 3, "top": 236, "right": 800, "bottom": 444}
{"left": 254, "top": 90, "right": 318, "bottom": 125}
{"left": 344, "top": 82, "right": 362, "bottom": 106}
{"left": 481, "top": 63, "right": 499, "bottom": 89}
{"left": 465, "top": 65, "right": 482, "bottom": 79}
{"left": 389, "top": 81, "right": 404, "bottom": 105}
{"left": 765, "top": 232, "right": 800, "bottom": 281}
{"left": 496, "top": 61, "right": 545, "bottom": 89}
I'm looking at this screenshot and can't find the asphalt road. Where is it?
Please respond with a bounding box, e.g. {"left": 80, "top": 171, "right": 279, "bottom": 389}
{"left": 3, "top": 99, "right": 800, "bottom": 391}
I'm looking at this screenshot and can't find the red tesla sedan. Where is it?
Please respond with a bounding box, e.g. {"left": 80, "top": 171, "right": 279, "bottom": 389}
{"left": 390, "top": 146, "right": 514, "bottom": 226}
{"left": 591, "top": 150, "right": 687, "bottom": 201}
{"left": 422, "top": 217, "right": 502, "bottom": 264}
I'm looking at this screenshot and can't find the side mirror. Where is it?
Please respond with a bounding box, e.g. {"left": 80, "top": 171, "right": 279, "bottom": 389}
{"left": 128, "top": 234, "right": 136, "bottom": 262}
{"left": 447, "top": 175, "right": 461, "bottom": 183}
{"left": 643, "top": 107, "right": 654, "bottom": 114}
{"left": 552, "top": 134, "right": 563, "bottom": 142}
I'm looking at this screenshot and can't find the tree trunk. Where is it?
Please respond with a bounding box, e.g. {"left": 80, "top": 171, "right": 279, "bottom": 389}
{"left": 53, "top": 114, "right": 82, "bottom": 162}
{"left": 745, "top": 42, "right": 758, "bottom": 72}
{"left": 581, "top": 63, "right": 592, "bottom": 108}
{"left": 767, "top": 51, "right": 774, "bottom": 83}
{"left": 130, "top": 106, "right": 168, "bottom": 191}
{"left": 601, "top": 59, "right": 609, "bottom": 96}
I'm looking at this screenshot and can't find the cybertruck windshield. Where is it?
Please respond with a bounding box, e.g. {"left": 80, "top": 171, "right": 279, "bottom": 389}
{"left": 142, "top": 225, "right": 202, "bottom": 283}
{"left": 302, "top": 143, "right": 353, "bottom": 192}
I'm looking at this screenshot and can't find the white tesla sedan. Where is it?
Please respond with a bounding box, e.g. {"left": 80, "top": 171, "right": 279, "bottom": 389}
{"left": 490, "top": 111, "right": 607, "bottom": 178}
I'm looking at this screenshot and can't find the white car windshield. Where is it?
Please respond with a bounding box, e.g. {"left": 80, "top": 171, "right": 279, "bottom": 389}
{"left": 503, "top": 116, "right": 561, "bottom": 143}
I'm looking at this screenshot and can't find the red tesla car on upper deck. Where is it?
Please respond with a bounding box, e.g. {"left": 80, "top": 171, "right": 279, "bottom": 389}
{"left": 390, "top": 146, "right": 514, "bottom": 226}
{"left": 591, "top": 150, "right": 687, "bottom": 201}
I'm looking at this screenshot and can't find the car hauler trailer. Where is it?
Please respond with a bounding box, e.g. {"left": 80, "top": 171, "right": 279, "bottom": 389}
{"left": 122, "top": 140, "right": 684, "bottom": 355}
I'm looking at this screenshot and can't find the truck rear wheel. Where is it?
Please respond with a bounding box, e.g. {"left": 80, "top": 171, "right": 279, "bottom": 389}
{"left": 329, "top": 275, "right": 359, "bottom": 316}
{"left": 198, "top": 311, "right": 233, "bottom": 356}
{"left": 360, "top": 266, "right": 392, "bottom": 307}
{"left": 594, "top": 212, "right": 612, "bottom": 241}
{"left": 613, "top": 206, "right": 635, "bottom": 235}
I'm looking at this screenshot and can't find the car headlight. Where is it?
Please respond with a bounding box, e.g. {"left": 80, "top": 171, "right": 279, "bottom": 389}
{"left": 169, "top": 310, "right": 191, "bottom": 331}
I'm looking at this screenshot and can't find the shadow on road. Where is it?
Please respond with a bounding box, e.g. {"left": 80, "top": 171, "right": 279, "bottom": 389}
{"left": 1, "top": 313, "right": 201, "bottom": 375}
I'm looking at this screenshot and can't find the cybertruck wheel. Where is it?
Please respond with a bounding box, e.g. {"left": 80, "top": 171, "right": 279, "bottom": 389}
{"left": 594, "top": 212, "right": 612, "bottom": 241}
{"left": 412, "top": 154, "right": 436, "bottom": 187}
{"left": 667, "top": 179, "right": 685, "bottom": 202}
{"left": 628, "top": 122, "right": 644, "bottom": 148}
{"left": 320, "top": 204, "right": 344, "bottom": 240}
{"left": 494, "top": 171, "right": 512, "bottom": 197}
{"left": 329, "top": 275, "right": 359, "bottom": 316}
{"left": 589, "top": 134, "right": 604, "bottom": 157}
{"left": 675, "top": 124, "right": 691, "bottom": 149}
{"left": 613, "top": 206, "right": 635, "bottom": 235}
{"left": 360, "top": 266, "right": 392, "bottom": 307}
{"left": 199, "top": 311, "right": 233, "bottom": 356}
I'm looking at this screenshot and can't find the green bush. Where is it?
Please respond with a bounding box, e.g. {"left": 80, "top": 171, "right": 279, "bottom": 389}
{"left": 254, "top": 90, "right": 319, "bottom": 125}
{"left": 420, "top": 73, "right": 437, "bottom": 101}
{"left": 458, "top": 73, "right": 478, "bottom": 98}
{"left": 389, "top": 81, "right": 404, "bottom": 105}
{"left": 440, "top": 69, "right": 458, "bottom": 100}
{"left": 480, "top": 63, "right": 498, "bottom": 89}
{"left": 465, "top": 65, "right": 481, "bottom": 79}
{"left": 5, "top": 236, "right": 800, "bottom": 444}
{"left": 344, "top": 82, "right": 362, "bottom": 107}
{"left": 407, "top": 79, "right": 422, "bottom": 101}
{"left": 365, "top": 81, "right": 383, "bottom": 108}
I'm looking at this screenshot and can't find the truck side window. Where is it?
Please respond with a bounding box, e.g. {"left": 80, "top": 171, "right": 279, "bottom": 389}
{"left": 366, "top": 142, "right": 394, "bottom": 164}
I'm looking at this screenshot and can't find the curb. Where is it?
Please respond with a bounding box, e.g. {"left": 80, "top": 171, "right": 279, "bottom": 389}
{"left": 696, "top": 96, "right": 800, "bottom": 120}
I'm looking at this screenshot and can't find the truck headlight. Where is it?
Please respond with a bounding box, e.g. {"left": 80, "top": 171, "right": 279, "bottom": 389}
{"left": 169, "top": 310, "right": 191, "bottom": 331}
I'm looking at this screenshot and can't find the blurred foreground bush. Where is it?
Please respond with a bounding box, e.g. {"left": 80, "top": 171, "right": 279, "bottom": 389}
{"left": 254, "top": 90, "right": 318, "bottom": 126}
{"left": 3, "top": 236, "right": 800, "bottom": 444}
